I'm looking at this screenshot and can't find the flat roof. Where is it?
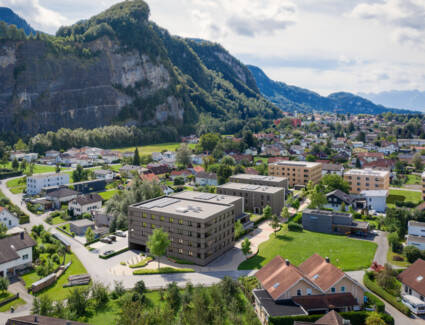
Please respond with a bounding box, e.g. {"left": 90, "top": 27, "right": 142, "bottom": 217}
{"left": 409, "top": 220, "right": 425, "bottom": 228}
{"left": 270, "top": 161, "right": 322, "bottom": 168}
{"left": 407, "top": 235, "right": 425, "bottom": 244}
{"left": 230, "top": 173, "right": 287, "bottom": 182}
{"left": 171, "top": 191, "right": 241, "bottom": 205}
{"left": 344, "top": 168, "right": 389, "bottom": 177}
{"left": 131, "top": 197, "right": 232, "bottom": 219}
{"left": 303, "top": 209, "right": 351, "bottom": 218}
{"left": 217, "top": 182, "right": 284, "bottom": 194}
{"left": 360, "top": 190, "right": 389, "bottom": 197}
{"left": 28, "top": 172, "right": 68, "bottom": 179}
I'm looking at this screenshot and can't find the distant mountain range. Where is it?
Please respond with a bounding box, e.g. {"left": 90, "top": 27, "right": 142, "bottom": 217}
{"left": 247, "top": 65, "right": 416, "bottom": 115}
{"left": 359, "top": 90, "right": 425, "bottom": 113}
{"left": 0, "top": 7, "right": 36, "bottom": 35}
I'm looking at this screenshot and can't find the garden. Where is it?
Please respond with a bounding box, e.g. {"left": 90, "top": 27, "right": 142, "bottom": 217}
{"left": 386, "top": 189, "right": 422, "bottom": 209}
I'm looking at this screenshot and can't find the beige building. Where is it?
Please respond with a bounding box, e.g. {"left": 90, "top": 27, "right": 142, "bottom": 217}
{"left": 344, "top": 168, "right": 390, "bottom": 194}
{"left": 268, "top": 161, "right": 322, "bottom": 188}
{"left": 216, "top": 182, "right": 284, "bottom": 216}
{"left": 229, "top": 174, "right": 288, "bottom": 191}
{"left": 128, "top": 196, "right": 236, "bottom": 265}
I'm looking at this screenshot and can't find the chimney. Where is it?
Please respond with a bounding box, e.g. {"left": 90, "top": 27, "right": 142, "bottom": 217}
{"left": 325, "top": 257, "right": 330, "bottom": 263}
{"left": 285, "top": 259, "right": 290, "bottom": 266}
{"left": 20, "top": 232, "right": 24, "bottom": 240}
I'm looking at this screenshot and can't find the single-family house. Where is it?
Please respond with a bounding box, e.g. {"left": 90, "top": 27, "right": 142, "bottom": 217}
{"left": 0, "top": 231, "right": 36, "bottom": 277}
{"left": 0, "top": 207, "right": 19, "bottom": 229}
{"left": 69, "top": 219, "right": 95, "bottom": 236}
{"left": 170, "top": 170, "right": 192, "bottom": 181}
{"left": 68, "top": 194, "right": 103, "bottom": 216}
{"left": 398, "top": 259, "right": 425, "bottom": 304}
{"left": 92, "top": 208, "right": 114, "bottom": 228}
{"left": 325, "top": 190, "right": 352, "bottom": 211}
{"left": 195, "top": 172, "right": 218, "bottom": 186}
{"left": 152, "top": 152, "right": 163, "bottom": 161}
{"left": 119, "top": 165, "right": 142, "bottom": 178}
{"left": 93, "top": 169, "right": 114, "bottom": 180}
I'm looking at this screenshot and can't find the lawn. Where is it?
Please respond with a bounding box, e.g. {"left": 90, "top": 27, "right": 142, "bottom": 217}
{"left": 21, "top": 253, "right": 88, "bottom": 301}
{"left": 405, "top": 174, "right": 421, "bottom": 185}
{"left": 238, "top": 227, "right": 377, "bottom": 271}
{"left": 99, "top": 189, "right": 120, "bottom": 201}
{"left": 6, "top": 176, "right": 26, "bottom": 194}
{"left": 113, "top": 142, "right": 196, "bottom": 156}
{"left": 48, "top": 215, "right": 67, "bottom": 225}
{"left": 387, "top": 189, "right": 422, "bottom": 208}
{"left": 0, "top": 291, "right": 26, "bottom": 312}
{"left": 387, "top": 249, "right": 411, "bottom": 268}
{"left": 0, "top": 163, "right": 58, "bottom": 175}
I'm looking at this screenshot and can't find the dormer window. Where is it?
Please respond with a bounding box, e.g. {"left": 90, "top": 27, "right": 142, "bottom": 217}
{"left": 273, "top": 282, "right": 280, "bottom": 289}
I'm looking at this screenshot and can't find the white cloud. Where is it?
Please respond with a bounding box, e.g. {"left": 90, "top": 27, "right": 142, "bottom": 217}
{"left": 0, "top": 0, "right": 69, "bottom": 32}
{"left": 351, "top": 0, "right": 425, "bottom": 47}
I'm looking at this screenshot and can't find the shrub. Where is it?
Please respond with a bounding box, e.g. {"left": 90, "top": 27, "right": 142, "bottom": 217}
{"left": 365, "top": 291, "right": 385, "bottom": 313}
{"left": 392, "top": 255, "right": 404, "bottom": 262}
{"left": 404, "top": 245, "right": 423, "bottom": 263}
{"left": 387, "top": 232, "right": 403, "bottom": 253}
{"left": 288, "top": 222, "right": 303, "bottom": 232}
{"left": 129, "top": 257, "right": 153, "bottom": 268}
{"left": 133, "top": 267, "right": 194, "bottom": 275}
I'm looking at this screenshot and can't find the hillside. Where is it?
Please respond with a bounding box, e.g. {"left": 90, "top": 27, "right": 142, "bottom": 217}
{"left": 248, "top": 65, "right": 415, "bottom": 115}
{"left": 359, "top": 90, "right": 425, "bottom": 112}
{"left": 0, "top": 1, "right": 281, "bottom": 140}
{"left": 0, "top": 7, "right": 35, "bottom": 35}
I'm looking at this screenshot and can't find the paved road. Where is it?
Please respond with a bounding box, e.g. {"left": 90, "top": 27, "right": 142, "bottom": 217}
{"left": 373, "top": 230, "right": 389, "bottom": 266}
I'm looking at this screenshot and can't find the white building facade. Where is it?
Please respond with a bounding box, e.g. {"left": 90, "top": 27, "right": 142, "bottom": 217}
{"left": 360, "top": 190, "right": 388, "bottom": 213}
{"left": 0, "top": 207, "right": 19, "bottom": 229}
{"left": 26, "top": 173, "right": 70, "bottom": 195}
{"left": 407, "top": 221, "right": 425, "bottom": 250}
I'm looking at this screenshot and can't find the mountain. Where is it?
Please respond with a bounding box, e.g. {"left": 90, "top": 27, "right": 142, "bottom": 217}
{"left": 359, "top": 90, "right": 425, "bottom": 113}
{"left": 0, "top": 1, "right": 281, "bottom": 139}
{"left": 0, "top": 7, "right": 36, "bottom": 35}
{"left": 248, "top": 65, "right": 415, "bottom": 115}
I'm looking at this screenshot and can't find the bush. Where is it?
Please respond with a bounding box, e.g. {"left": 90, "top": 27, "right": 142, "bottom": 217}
{"left": 365, "top": 291, "right": 385, "bottom": 313}
{"left": 129, "top": 257, "right": 153, "bottom": 268}
{"left": 133, "top": 267, "right": 194, "bottom": 275}
{"left": 404, "top": 245, "right": 423, "bottom": 263}
{"left": 392, "top": 255, "right": 404, "bottom": 262}
{"left": 19, "top": 215, "right": 29, "bottom": 224}
{"left": 363, "top": 273, "right": 411, "bottom": 316}
{"left": 288, "top": 222, "right": 303, "bottom": 232}
{"left": 98, "top": 247, "right": 129, "bottom": 259}
{"left": 290, "top": 213, "right": 302, "bottom": 224}
{"left": 387, "top": 232, "right": 403, "bottom": 253}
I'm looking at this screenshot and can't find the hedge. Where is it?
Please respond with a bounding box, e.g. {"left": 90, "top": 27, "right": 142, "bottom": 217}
{"left": 129, "top": 256, "right": 153, "bottom": 268}
{"left": 99, "top": 247, "right": 129, "bottom": 259}
{"left": 288, "top": 222, "right": 303, "bottom": 232}
{"left": 133, "top": 267, "right": 194, "bottom": 275}
{"left": 57, "top": 226, "right": 75, "bottom": 238}
{"left": 365, "top": 291, "right": 385, "bottom": 313}
{"left": 270, "top": 311, "right": 394, "bottom": 325}
{"left": 363, "top": 274, "right": 411, "bottom": 316}
{"left": 19, "top": 215, "right": 30, "bottom": 224}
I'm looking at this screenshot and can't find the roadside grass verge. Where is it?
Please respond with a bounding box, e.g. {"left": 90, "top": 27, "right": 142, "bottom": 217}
{"left": 133, "top": 267, "right": 194, "bottom": 275}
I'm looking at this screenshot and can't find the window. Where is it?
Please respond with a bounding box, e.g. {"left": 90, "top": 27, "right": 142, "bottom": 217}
{"left": 142, "top": 222, "right": 147, "bottom": 227}
{"left": 22, "top": 254, "right": 28, "bottom": 260}
{"left": 142, "top": 212, "right": 147, "bottom": 218}
{"left": 331, "top": 287, "right": 336, "bottom": 293}
{"left": 151, "top": 224, "right": 155, "bottom": 229}
{"left": 151, "top": 215, "right": 155, "bottom": 220}
{"left": 169, "top": 218, "right": 174, "bottom": 223}
{"left": 297, "top": 289, "right": 302, "bottom": 296}
{"left": 341, "top": 286, "right": 345, "bottom": 292}
{"left": 306, "top": 288, "right": 312, "bottom": 295}
{"left": 178, "top": 248, "right": 183, "bottom": 254}
{"left": 179, "top": 219, "right": 183, "bottom": 225}
{"left": 160, "top": 216, "right": 165, "bottom": 221}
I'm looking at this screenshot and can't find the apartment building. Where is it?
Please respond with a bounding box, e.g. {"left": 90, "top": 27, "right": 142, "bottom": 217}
{"left": 343, "top": 169, "right": 390, "bottom": 194}
{"left": 229, "top": 174, "right": 288, "bottom": 191}
{"left": 26, "top": 173, "right": 70, "bottom": 195}
{"left": 407, "top": 221, "right": 425, "bottom": 251}
{"left": 128, "top": 196, "right": 235, "bottom": 265}
{"left": 268, "top": 161, "right": 322, "bottom": 188}
{"left": 216, "top": 182, "right": 284, "bottom": 215}
{"left": 422, "top": 171, "right": 425, "bottom": 201}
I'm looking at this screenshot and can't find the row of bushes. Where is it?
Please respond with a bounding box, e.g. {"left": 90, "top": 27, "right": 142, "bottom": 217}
{"left": 270, "top": 311, "right": 394, "bottom": 325}
{"left": 98, "top": 247, "right": 129, "bottom": 259}
{"left": 395, "top": 201, "right": 418, "bottom": 208}
{"left": 363, "top": 274, "right": 411, "bottom": 316}
{"left": 288, "top": 222, "right": 303, "bottom": 232}
{"left": 133, "top": 267, "right": 195, "bottom": 275}
{"left": 0, "top": 170, "right": 22, "bottom": 180}
{"left": 365, "top": 291, "right": 385, "bottom": 313}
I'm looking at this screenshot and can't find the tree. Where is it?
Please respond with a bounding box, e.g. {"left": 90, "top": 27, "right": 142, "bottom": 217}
{"left": 281, "top": 207, "right": 290, "bottom": 222}
{"left": 262, "top": 205, "right": 272, "bottom": 219}
{"left": 32, "top": 295, "right": 54, "bottom": 316}
{"left": 366, "top": 312, "right": 386, "bottom": 325}
{"left": 388, "top": 232, "right": 403, "bottom": 253}
{"left": 67, "top": 287, "right": 90, "bottom": 317}
{"left": 199, "top": 133, "right": 220, "bottom": 152}
{"left": 72, "top": 165, "right": 88, "bottom": 182}
{"left": 85, "top": 227, "right": 95, "bottom": 243}
{"left": 270, "top": 214, "right": 280, "bottom": 237}
{"left": 221, "top": 155, "right": 236, "bottom": 166}
{"left": 11, "top": 158, "right": 19, "bottom": 170}
{"left": 309, "top": 185, "right": 327, "bottom": 209}
{"left": 132, "top": 147, "right": 140, "bottom": 166}
{"left": 55, "top": 164, "right": 61, "bottom": 173}
{"left": 217, "top": 164, "right": 232, "bottom": 184}
{"left": 14, "top": 138, "right": 28, "bottom": 151}
{"left": 234, "top": 220, "right": 244, "bottom": 239}
{"left": 320, "top": 174, "right": 350, "bottom": 193}
{"left": 134, "top": 280, "right": 146, "bottom": 295}
{"left": 176, "top": 143, "right": 192, "bottom": 167}
{"left": 166, "top": 282, "right": 181, "bottom": 314}
{"left": 241, "top": 238, "right": 251, "bottom": 255}
{"left": 404, "top": 245, "right": 423, "bottom": 263}
{"left": 340, "top": 202, "right": 346, "bottom": 212}
{"left": 413, "top": 152, "right": 424, "bottom": 171}
{"left": 173, "top": 176, "right": 185, "bottom": 186}
{"left": 355, "top": 157, "right": 361, "bottom": 168}
{"left": 91, "top": 281, "right": 109, "bottom": 309}
{"left": 0, "top": 223, "right": 7, "bottom": 239}
{"left": 147, "top": 228, "right": 170, "bottom": 269}
{"left": 0, "top": 276, "right": 9, "bottom": 293}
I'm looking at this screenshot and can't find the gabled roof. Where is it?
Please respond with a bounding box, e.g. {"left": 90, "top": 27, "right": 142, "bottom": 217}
{"left": 47, "top": 187, "right": 79, "bottom": 199}
{"left": 298, "top": 254, "right": 345, "bottom": 292}
{"left": 326, "top": 190, "right": 352, "bottom": 204}
{"left": 398, "top": 259, "right": 425, "bottom": 297}
{"left": 315, "top": 310, "right": 345, "bottom": 325}
{"left": 0, "top": 232, "right": 36, "bottom": 264}
{"left": 72, "top": 194, "right": 102, "bottom": 206}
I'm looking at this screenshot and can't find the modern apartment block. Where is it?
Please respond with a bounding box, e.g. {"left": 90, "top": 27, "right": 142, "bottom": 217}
{"left": 216, "top": 182, "right": 284, "bottom": 215}
{"left": 128, "top": 196, "right": 235, "bottom": 265}
{"left": 229, "top": 174, "right": 288, "bottom": 191}
{"left": 268, "top": 161, "right": 322, "bottom": 188}
{"left": 343, "top": 168, "right": 390, "bottom": 194}
{"left": 26, "top": 173, "right": 70, "bottom": 195}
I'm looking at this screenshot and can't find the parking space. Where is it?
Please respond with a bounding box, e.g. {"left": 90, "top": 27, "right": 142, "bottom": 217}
{"left": 89, "top": 231, "right": 128, "bottom": 255}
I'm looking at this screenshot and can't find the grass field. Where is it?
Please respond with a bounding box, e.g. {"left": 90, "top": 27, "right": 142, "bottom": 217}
{"left": 0, "top": 291, "right": 26, "bottom": 312}
{"left": 0, "top": 163, "right": 58, "bottom": 175}
{"left": 387, "top": 189, "right": 422, "bottom": 209}
{"left": 405, "top": 174, "right": 421, "bottom": 185}
{"left": 99, "top": 189, "right": 120, "bottom": 201}
{"left": 238, "top": 227, "right": 377, "bottom": 271}
{"left": 6, "top": 177, "right": 26, "bottom": 194}
{"left": 48, "top": 215, "right": 67, "bottom": 225}
{"left": 113, "top": 142, "right": 196, "bottom": 156}
{"left": 387, "top": 249, "right": 411, "bottom": 268}
{"left": 21, "top": 252, "right": 88, "bottom": 301}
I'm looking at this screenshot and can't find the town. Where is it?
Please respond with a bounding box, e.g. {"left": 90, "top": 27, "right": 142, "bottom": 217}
{"left": 0, "top": 111, "right": 424, "bottom": 325}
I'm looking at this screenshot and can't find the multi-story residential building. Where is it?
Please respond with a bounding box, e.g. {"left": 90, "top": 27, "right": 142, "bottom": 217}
{"left": 302, "top": 209, "right": 369, "bottom": 236}
{"left": 0, "top": 231, "right": 36, "bottom": 278}
{"left": 343, "top": 169, "right": 390, "bottom": 194}
{"left": 26, "top": 173, "right": 70, "bottom": 195}
{"left": 360, "top": 190, "right": 388, "bottom": 213}
{"left": 0, "top": 207, "right": 19, "bottom": 229}
{"left": 68, "top": 194, "right": 103, "bottom": 216}
{"left": 268, "top": 161, "right": 322, "bottom": 188}
{"left": 422, "top": 171, "right": 425, "bottom": 201}
{"left": 229, "top": 174, "right": 288, "bottom": 191}
{"left": 253, "top": 254, "right": 365, "bottom": 324}
{"left": 128, "top": 196, "right": 235, "bottom": 265}
{"left": 216, "top": 182, "right": 284, "bottom": 215}
{"left": 407, "top": 221, "right": 425, "bottom": 251}
{"left": 321, "top": 163, "right": 344, "bottom": 177}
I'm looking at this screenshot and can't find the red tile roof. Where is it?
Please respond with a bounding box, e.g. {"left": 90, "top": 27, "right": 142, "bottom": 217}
{"left": 398, "top": 259, "right": 425, "bottom": 297}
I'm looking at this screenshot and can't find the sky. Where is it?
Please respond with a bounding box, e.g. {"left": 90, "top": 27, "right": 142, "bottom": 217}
{"left": 1, "top": 0, "right": 425, "bottom": 97}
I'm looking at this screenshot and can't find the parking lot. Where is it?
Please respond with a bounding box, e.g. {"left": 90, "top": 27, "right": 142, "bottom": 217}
{"left": 89, "top": 231, "right": 129, "bottom": 255}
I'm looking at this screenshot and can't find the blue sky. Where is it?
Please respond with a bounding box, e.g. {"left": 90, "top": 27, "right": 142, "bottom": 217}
{"left": 1, "top": 0, "right": 425, "bottom": 96}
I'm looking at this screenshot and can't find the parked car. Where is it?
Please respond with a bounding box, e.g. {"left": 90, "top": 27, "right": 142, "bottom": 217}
{"left": 115, "top": 231, "right": 126, "bottom": 237}
{"left": 108, "top": 235, "right": 116, "bottom": 242}
{"left": 100, "top": 237, "right": 112, "bottom": 244}
{"left": 101, "top": 250, "right": 115, "bottom": 257}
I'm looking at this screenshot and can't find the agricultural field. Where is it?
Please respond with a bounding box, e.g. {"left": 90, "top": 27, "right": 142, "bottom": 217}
{"left": 113, "top": 142, "right": 196, "bottom": 156}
